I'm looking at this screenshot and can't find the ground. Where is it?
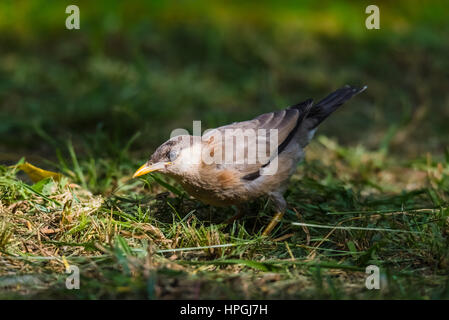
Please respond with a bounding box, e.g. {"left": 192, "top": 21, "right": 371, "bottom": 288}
{"left": 0, "top": 1, "right": 448, "bottom": 299}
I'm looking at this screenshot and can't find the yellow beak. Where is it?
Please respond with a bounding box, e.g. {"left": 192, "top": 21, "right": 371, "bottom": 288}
{"left": 132, "top": 162, "right": 171, "bottom": 178}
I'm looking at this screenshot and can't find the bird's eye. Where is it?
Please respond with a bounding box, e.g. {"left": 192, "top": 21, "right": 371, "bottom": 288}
{"left": 168, "top": 150, "right": 178, "bottom": 161}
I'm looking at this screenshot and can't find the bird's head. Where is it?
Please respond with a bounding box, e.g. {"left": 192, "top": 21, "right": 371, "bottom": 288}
{"left": 133, "top": 135, "right": 201, "bottom": 178}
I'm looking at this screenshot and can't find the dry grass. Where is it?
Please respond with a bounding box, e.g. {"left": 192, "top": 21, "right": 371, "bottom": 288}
{"left": 1, "top": 138, "right": 448, "bottom": 299}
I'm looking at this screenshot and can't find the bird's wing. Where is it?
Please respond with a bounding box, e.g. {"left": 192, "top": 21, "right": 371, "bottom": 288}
{"left": 201, "top": 99, "right": 314, "bottom": 178}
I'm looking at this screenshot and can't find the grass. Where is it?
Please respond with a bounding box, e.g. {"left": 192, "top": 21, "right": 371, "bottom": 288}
{"left": 0, "top": 0, "right": 449, "bottom": 299}
{"left": 0, "top": 137, "right": 448, "bottom": 299}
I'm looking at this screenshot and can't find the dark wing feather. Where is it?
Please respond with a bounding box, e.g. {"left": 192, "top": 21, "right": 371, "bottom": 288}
{"left": 304, "top": 85, "right": 366, "bottom": 129}
{"left": 200, "top": 85, "right": 366, "bottom": 181}
{"left": 202, "top": 100, "right": 313, "bottom": 179}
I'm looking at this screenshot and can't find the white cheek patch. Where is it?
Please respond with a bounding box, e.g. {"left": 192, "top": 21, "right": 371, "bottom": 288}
{"left": 176, "top": 144, "right": 202, "bottom": 172}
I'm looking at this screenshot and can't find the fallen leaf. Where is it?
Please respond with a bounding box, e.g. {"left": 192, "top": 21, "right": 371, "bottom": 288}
{"left": 40, "top": 227, "right": 61, "bottom": 234}
{"left": 17, "top": 162, "right": 62, "bottom": 183}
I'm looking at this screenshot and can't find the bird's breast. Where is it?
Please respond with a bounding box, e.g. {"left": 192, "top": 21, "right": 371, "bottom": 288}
{"left": 173, "top": 168, "right": 250, "bottom": 206}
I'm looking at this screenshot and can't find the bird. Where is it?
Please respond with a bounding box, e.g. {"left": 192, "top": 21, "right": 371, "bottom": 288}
{"left": 133, "top": 85, "right": 366, "bottom": 236}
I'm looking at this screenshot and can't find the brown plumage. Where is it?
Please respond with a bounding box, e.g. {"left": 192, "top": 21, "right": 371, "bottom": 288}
{"left": 133, "top": 85, "right": 366, "bottom": 235}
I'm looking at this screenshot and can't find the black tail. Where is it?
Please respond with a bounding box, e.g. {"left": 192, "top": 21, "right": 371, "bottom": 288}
{"left": 306, "top": 85, "right": 366, "bottom": 129}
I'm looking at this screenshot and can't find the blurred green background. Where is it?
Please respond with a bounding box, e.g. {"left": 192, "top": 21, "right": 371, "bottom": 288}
{"left": 1, "top": 0, "right": 449, "bottom": 300}
{"left": 0, "top": 0, "right": 448, "bottom": 162}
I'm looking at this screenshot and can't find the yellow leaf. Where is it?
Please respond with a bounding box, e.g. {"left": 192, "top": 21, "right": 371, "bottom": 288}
{"left": 62, "top": 256, "right": 70, "bottom": 270}
{"left": 17, "top": 162, "right": 62, "bottom": 183}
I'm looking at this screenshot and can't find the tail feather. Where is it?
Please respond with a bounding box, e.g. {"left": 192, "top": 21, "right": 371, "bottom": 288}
{"left": 306, "top": 85, "right": 366, "bottom": 129}
{"left": 276, "top": 99, "right": 314, "bottom": 153}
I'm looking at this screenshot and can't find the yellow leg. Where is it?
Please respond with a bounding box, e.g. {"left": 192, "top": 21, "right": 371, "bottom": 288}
{"left": 262, "top": 212, "right": 284, "bottom": 236}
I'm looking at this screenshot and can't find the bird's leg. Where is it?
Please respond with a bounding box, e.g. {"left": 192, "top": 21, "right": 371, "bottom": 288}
{"left": 224, "top": 205, "right": 245, "bottom": 224}
{"left": 262, "top": 193, "right": 287, "bottom": 236}
{"left": 262, "top": 212, "right": 284, "bottom": 236}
